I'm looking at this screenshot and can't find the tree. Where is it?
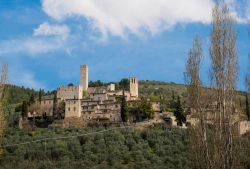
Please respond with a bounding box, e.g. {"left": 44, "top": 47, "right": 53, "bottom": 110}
{"left": 53, "top": 91, "right": 57, "bottom": 116}
{"left": 29, "top": 93, "right": 35, "bottom": 105}
{"left": 245, "top": 45, "right": 250, "bottom": 121}
{"left": 209, "top": 2, "right": 238, "bottom": 169}
{"left": 184, "top": 36, "right": 211, "bottom": 169}
{"left": 120, "top": 91, "right": 128, "bottom": 122}
{"left": 170, "top": 90, "right": 176, "bottom": 109}
{"left": 185, "top": 2, "right": 239, "bottom": 169}
{"left": 0, "top": 64, "right": 8, "bottom": 156}
{"left": 174, "top": 96, "right": 185, "bottom": 126}
{"left": 118, "top": 79, "right": 129, "bottom": 90}
{"left": 38, "top": 89, "right": 42, "bottom": 103}
{"left": 21, "top": 101, "right": 28, "bottom": 118}
{"left": 89, "top": 80, "right": 103, "bottom": 87}
{"left": 246, "top": 93, "right": 250, "bottom": 120}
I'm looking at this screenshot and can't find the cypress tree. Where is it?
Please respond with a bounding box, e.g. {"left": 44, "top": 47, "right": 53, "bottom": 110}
{"left": 120, "top": 90, "right": 128, "bottom": 122}
{"left": 29, "top": 93, "right": 35, "bottom": 105}
{"left": 246, "top": 93, "right": 250, "bottom": 120}
{"left": 38, "top": 89, "right": 42, "bottom": 103}
{"left": 21, "top": 101, "right": 28, "bottom": 118}
{"left": 174, "top": 96, "right": 186, "bottom": 126}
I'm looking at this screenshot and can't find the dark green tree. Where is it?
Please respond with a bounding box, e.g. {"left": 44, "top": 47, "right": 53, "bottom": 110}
{"left": 174, "top": 96, "right": 186, "bottom": 126}
{"left": 120, "top": 91, "right": 128, "bottom": 122}
{"left": 246, "top": 93, "right": 250, "bottom": 120}
{"left": 29, "top": 93, "right": 35, "bottom": 105}
{"left": 21, "top": 101, "right": 28, "bottom": 118}
{"left": 38, "top": 89, "right": 42, "bottom": 103}
{"left": 119, "top": 78, "right": 129, "bottom": 90}
{"left": 89, "top": 80, "right": 103, "bottom": 87}
{"left": 170, "top": 90, "right": 176, "bottom": 109}
{"left": 53, "top": 91, "right": 58, "bottom": 116}
{"left": 138, "top": 99, "right": 154, "bottom": 120}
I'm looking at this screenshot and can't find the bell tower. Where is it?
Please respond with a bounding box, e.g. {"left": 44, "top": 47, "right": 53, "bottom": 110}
{"left": 80, "top": 65, "right": 88, "bottom": 91}
{"left": 130, "top": 77, "right": 138, "bottom": 97}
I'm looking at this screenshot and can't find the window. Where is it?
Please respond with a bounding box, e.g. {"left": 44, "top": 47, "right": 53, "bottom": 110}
{"left": 68, "top": 108, "right": 70, "bottom": 111}
{"left": 74, "top": 107, "right": 76, "bottom": 111}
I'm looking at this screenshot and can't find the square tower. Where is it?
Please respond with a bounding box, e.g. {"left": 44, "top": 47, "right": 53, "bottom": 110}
{"left": 80, "top": 65, "right": 88, "bottom": 91}
{"left": 130, "top": 77, "right": 138, "bottom": 97}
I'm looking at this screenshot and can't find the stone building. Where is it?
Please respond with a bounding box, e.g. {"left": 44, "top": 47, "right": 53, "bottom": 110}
{"left": 28, "top": 99, "right": 54, "bottom": 118}
{"left": 40, "top": 64, "right": 139, "bottom": 123}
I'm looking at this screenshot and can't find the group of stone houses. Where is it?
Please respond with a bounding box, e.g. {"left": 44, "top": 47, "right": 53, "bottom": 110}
{"left": 26, "top": 64, "right": 250, "bottom": 135}
{"left": 28, "top": 65, "right": 140, "bottom": 124}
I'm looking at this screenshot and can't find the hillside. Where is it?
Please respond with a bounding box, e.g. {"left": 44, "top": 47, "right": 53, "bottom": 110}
{"left": 1, "top": 127, "right": 190, "bottom": 169}
{"left": 139, "top": 80, "right": 187, "bottom": 99}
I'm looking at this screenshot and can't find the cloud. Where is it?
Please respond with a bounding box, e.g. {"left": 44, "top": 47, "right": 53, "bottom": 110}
{"left": 33, "top": 22, "right": 70, "bottom": 38}
{"left": 0, "top": 37, "right": 65, "bottom": 56}
{"left": 41, "top": 0, "right": 215, "bottom": 39}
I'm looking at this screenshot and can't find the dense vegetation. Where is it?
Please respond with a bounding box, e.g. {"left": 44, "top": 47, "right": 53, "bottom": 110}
{"left": 0, "top": 127, "right": 190, "bottom": 169}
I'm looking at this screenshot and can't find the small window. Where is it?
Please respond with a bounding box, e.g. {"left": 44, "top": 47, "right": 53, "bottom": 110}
{"left": 68, "top": 108, "right": 70, "bottom": 111}
{"left": 74, "top": 107, "right": 76, "bottom": 111}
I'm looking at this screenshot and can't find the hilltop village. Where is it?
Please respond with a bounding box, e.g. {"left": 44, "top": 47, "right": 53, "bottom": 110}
{"left": 23, "top": 65, "right": 151, "bottom": 128}
{"left": 19, "top": 64, "right": 250, "bottom": 135}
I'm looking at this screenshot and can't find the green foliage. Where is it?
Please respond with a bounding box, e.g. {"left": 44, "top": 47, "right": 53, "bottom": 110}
{"left": 0, "top": 127, "right": 191, "bottom": 169}
{"left": 89, "top": 80, "right": 104, "bottom": 87}
{"left": 21, "top": 101, "right": 28, "bottom": 118}
{"left": 130, "top": 99, "right": 154, "bottom": 121}
{"left": 6, "top": 85, "right": 39, "bottom": 105}
{"left": 120, "top": 93, "right": 128, "bottom": 122}
{"left": 82, "top": 90, "right": 88, "bottom": 98}
{"left": 29, "top": 93, "right": 36, "bottom": 105}
{"left": 38, "top": 89, "right": 42, "bottom": 103}
{"left": 116, "top": 78, "right": 130, "bottom": 90}
{"left": 174, "top": 96, "right": 186, "bottom": 126}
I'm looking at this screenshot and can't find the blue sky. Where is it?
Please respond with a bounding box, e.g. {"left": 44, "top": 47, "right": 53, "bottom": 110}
{"left": 0, "top": 0, "right": 249, "bottom": 90}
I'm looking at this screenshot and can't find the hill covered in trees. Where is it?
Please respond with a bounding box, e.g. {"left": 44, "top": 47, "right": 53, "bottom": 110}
{"left": 1, "top": 127, "right": 190, "bottom": 169}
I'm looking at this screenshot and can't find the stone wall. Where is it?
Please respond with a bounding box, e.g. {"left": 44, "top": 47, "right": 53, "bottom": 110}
{"left": 65, "top": 99, "right": 81, "bottom": 118}
{"left": 57, "top": 85, "right": 83, "bottom": 100}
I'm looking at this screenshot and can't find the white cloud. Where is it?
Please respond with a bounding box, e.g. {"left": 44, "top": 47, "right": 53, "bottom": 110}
{"left": 33, "top": 22, "right": 70, "bottom": 38}
{"left": 0, "top": 37, "right": 65, "bottom": 56}
{"left": 41, "top": 0, "right": 215, "bottom": 39}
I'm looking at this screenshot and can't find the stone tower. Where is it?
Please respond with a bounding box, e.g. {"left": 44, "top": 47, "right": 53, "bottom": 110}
{"left": 80, "top": 65, "right": 88, "bottom": 91}
{"left": 130, "top": 77, "right": 138, "bottom": 97}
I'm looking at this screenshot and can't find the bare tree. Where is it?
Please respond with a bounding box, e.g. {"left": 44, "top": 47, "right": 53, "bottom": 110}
{"left": 209, "top": 2, "right": 238, "bottom": 169}
{"left": 0, "top": 64, "right": 8, "bottom": 156}
{"left": 185, "top": 36, "right": 212, "bottom": 169}
{"left": 186, "top": 2, "right": 239, "bottom": 169}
